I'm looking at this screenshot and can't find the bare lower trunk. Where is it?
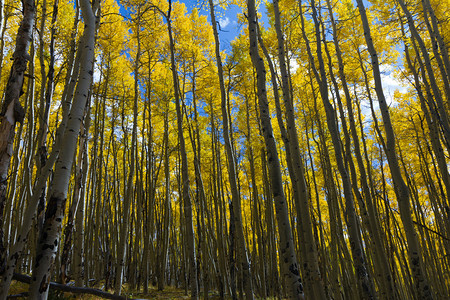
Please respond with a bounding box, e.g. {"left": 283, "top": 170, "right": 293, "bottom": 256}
{"left": 271, "top": 0, "right": 326, "bottom": 298}
{"left": 0, "top": 0, "right": 34, "bottom": 283}
{"left": 247, "top": 0, "right": 304, "bottom": 298}
{"left": 356, "top": 0, "right": 433, "bottom": 298}
{"left": 208, "top": 1, "right": 254, "bottom": 298}
{"left": 28, "top": 1, "right": 97, "bottom": 298}
{"left": 165, "top": 1, "right": 198, "bottom": 297}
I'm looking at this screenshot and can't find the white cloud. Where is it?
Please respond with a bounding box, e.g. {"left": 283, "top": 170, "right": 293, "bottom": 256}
{"left": 380, "top": 64, "right": 407, "bottom": 106}
{"left": 218, "top": 17, "right": 230, "bottom": 29}
{"left": 289, "top": 58, "right": 299, "bottom": 73}
{"left": 358, "top": 64, "right": 408, "bottom": 124}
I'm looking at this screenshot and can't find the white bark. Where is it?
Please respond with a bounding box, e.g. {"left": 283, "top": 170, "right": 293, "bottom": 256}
{"left": 28, "top": 0, "right": 98, "bottom": 298}
{"left": 0, "top": 0, "right": 35, "bottom": 285}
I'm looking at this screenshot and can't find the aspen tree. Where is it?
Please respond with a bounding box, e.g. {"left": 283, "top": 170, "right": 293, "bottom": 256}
{"left": 421, "top": 0, "right": 450, "bottom": 82}
{"left": 158, "top": 109, "right": 171, "bottom": 291}
{"left": 162, "top": 0, "right": 198, "bottom": 297}
{"left": 300, "top": 0, "right": 376, "bottom": 297}
{"left": 356, "top": 0, "right": 433, "bottom": 298}
{"left": 0, "top": 0, "right": 34, "bottom": 281}
{"left": 401, "top": 17, "right": 450, "bottom": 258}
{"left": 35, "top": 0, "right": 58, "bottom": 261}
{"left": 208, "top": 1, "right": 254, "bottom": 298}
{"left": 396, "top": 0, "right": 450, "bottom": 148}
{"left": 271, "top": 0, "right": 327, "bottom": 297}
{"left": 73, "top": 114, "right": 89, "bottom": 287}
{"left": 323, "top": 1, "right": 397, "bottom": 297}
{"left": 60, "top": 104, "right": 90, "bottom": 284}
{"left": 28, "top": 0, "right": 98, "bottom": 298}
{"left": 247, "top": 0, "right": 304, "bottom": 298}
{"left": 420, "top": 1, "right": 450, "bottom": 100}
{"left": 114, "top": 4, "right": 141, "bottom": 294}
{"left": 0, "top": 10, "right": 82, "bottom": 298}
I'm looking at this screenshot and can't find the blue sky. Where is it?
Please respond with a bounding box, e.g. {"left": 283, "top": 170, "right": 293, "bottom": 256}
{"left": 118, "top": 0, "right": 269, "bottom": 53}
{"left": 182, "top": 0, "right": 269, "bottom": 52}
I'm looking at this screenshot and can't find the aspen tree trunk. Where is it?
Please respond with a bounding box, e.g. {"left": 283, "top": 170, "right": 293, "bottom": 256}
{"left": 422, "top": 0, "right": 450, "bottom": 82}
{"left": 407, "top": 18, "right": 450, "bottom": 236}
{"left": 324, "top": 1, "right": 397, "bottom": 297}
{"left": 73, "top": 123, "right": 89, "bottom": 287}
{"left": 396, "top": 0, "right": 450, "bottom": 148}
{"left": 308, "top": 75, "right": 357, "bottom": 299}
{"left": 208, "top": 1, "right": 254, "bottom": 299}
{"left": 165, "top": 1, "right": 198, "bottom": 297}
{"left": 244, "top": 94, "right": 267, "bottom": 297}
{"left": 35, "top": 0, "right": 59, "bottom": 240}
{"left": 28, "top": 0, "right": 98, "bottom": 298}
{"left": 185, "top": 69, "right": 211, "bottom": 298}
{"left": 157, "top": 109, "right": 171, "bottom": 291}
{"left": 256, "top": 29, "right": 311, "bottom": 297}
{"left": 304, "top": 116, "right": 338, "bottom": 300}
{"left": 247, "top": 0, "right": 304, "bottom": 298}
{"left": 60, "top": 105, "right": 90, "bottom": 284}
{"left": 356, "top": 0, "right": 433, "bottom": 299}
{"left": 420, "top": 0, "right": 450, "bottom": 100}
{"left": 271, "top": 1, "right": 327, "bottom": 298}
{"left": 6, "top": 41, "right": 34, "bottom": 275}
{"left": 260, "top": 148, "right": 282, "bottom": 298}
{"left": 0, "top": 0, "right": 4, "bottom": 76}
{"left": 0, "top": 16, "right": 81, "bottom": 299}
{"left": 209, "top": 107, "right": 229, "bottom": 297}
{"left": 401, "top": 18, "right": 450, "bottom": 252}
{"left": 94, "top": 70, "right": 109, "bottom": 288}
{"left": 0, "top": 0, "right": 34, "bottom": 280}
{"left": 114, "top": 8, "right": 140, "bottom": 294}
{"left": 302, "top": 1, "right": 376, "bottom": 298}
{"left": 142, "top": 63, "right": 155, "bottom": 294}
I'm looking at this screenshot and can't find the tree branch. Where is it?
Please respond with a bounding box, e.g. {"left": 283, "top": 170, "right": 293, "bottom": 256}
{"left": 11, "top": 273, "right": 143, "bottom": 300}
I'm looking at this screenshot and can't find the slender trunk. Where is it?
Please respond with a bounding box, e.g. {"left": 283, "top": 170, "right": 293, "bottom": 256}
{"left": 356, "top": 0, "right": 433, "bottom": 298}
{"left": 271, "top": 2, "right": 326, "bottom": 298}
{"left": 0, "top": 0, "right": 35, "bottom": 281}
{"left": 324, "top": 1, "right": 397, "bottom": 297}
{"left": 302, "top": 1, "right": 376, "bottom": 297}
{"left": 114, "top": 10, "right": 140, "bottom": 294}
{"left": 73, "top": 111, "right": 89, "bottom": 287}
{"left": 208, "top": 1, "right": 254, "bottom": 298}
{"left": 247, "top": 0, "right": 304, "bottom": 298}
{"left": 28, "top": 1, "right": 97, "bottom": 298}
{"left": 165, "top": 1, "right": 198, "bottom": 297}
{"left": 59, "top": 104, "right": 89, "bottom": 284}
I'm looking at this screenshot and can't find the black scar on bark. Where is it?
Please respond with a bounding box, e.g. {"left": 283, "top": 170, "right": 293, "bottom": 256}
{"left": 38, "top": 274, "right": 49, "bottom": 293}
{"left": 44, "top": 196, "right": 59, "bottom": 220}
{"left": 42, "top": 244, "right": 54, "bottom": 250}
{"left": 289, "top": 264, "right": 300, "bottom": 276}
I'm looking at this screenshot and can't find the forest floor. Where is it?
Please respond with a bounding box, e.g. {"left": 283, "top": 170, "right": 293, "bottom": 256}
{"left": 9, "top": 279, "right": 224, "bottom": 299}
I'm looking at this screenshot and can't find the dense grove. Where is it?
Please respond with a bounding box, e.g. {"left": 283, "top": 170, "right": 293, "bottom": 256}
{"left": 0, "top": 0, "right": 449, "bottom": 299}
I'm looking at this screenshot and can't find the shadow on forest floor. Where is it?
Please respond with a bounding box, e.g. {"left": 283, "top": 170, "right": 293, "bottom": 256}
{"left": 9, "top": 279, "right": 226, "bottom": 299}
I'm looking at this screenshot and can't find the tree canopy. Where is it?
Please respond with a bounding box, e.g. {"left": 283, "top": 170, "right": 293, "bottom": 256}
{"left": 0, "top": 0, "right": 449, "bottom": 299}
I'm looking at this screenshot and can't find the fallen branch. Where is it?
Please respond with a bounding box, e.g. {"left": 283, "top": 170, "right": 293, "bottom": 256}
{"left": 11, "top": 273, "right": 143, "bottom": 300}
{"left": 6, "top": 293, "right": 28, "bottom": 299}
